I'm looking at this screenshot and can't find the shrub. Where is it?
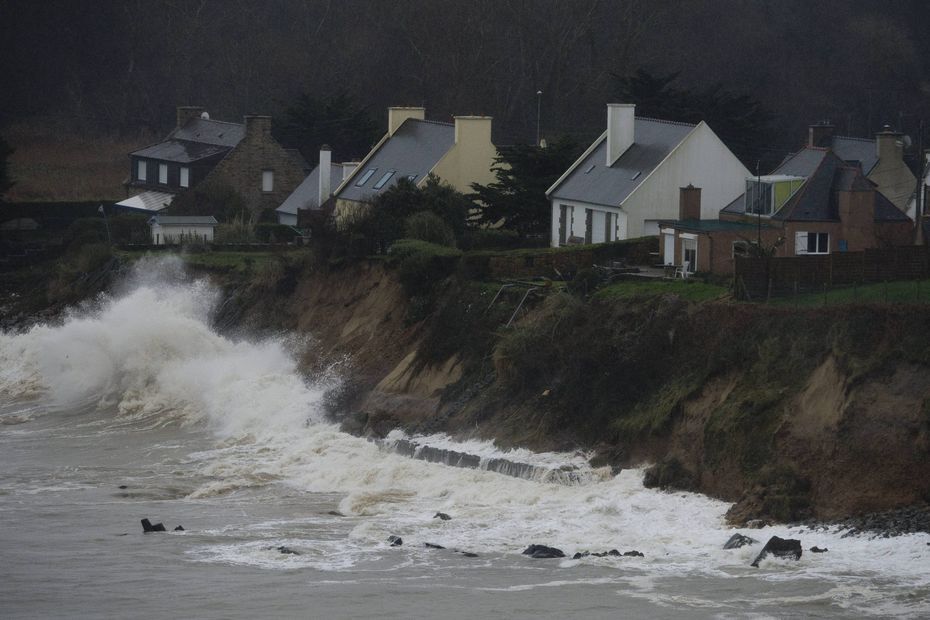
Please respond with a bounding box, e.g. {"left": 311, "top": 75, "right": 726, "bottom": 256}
{"left": 389, "top": 239, "right": 462, "bottom": 298}
{"left": 254, "top": 223, "right": 299, "bottom": 243}
{"left": 403, "top": 211, "right": 455, "bottom": 247}
{"left": 459, "top": 228, "right": 521, "bottom": 250}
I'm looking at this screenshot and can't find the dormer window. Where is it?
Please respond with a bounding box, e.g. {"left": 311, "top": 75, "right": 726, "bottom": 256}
{"left": 745, "top": 176, "right": 805, "bottom": 216}
{"left": 158, "top": 163, "right": 168, "bottom": 184}
{"left": 137, "top": 160, "right": 147, "bottom": 182}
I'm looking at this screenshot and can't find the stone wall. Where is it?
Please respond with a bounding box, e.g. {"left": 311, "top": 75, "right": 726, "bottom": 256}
{"left": 207, "top": 116, "right": 304, "bottom": 217}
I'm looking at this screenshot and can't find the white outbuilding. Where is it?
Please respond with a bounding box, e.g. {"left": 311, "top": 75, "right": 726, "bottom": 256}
{"left": 148, "top": 215, "right": 218, "bottom": 245}
{"left": 545, "top": 104, "right": 751, "bottom": 246}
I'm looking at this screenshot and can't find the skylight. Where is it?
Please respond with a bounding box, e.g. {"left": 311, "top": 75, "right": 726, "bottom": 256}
{"left": 355, "top": 168, "right": 377, "bottom": 186}
{"left": 373, "top": 170, "right": 396, "bottom": 190}
{"left": 584, "top": 164, "right": 596, "bottom": 174}
{"left": 631, "top": 171, "right": 641, "bottom": 180}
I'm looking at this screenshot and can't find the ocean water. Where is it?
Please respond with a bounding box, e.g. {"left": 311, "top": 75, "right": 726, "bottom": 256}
{"left": 1, "top": 257, "right": 928, "bottom": 619}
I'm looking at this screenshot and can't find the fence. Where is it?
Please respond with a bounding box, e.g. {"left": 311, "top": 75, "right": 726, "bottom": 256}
{"left": 735, "top": 245, "right": 930, "bottom": 301}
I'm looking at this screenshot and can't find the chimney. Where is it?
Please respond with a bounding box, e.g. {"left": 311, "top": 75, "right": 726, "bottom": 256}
{"left": 808, "top": 121, "right": 835, "bottom": 148}
{"left": 606, "top": 104, "right": 635, "bottom": 166}
{"left": 679, "top": 184, "right": 702, "bottom": 220}
{"left": 453, "top": 115, "right": 492, "bottom": 145}
{"left": 243, "top": 115, "right": 272, "bottom": 142}
{"left": 876, "top": 125, "right": 904, "bottom": 163}
{"left": 318, "top": 146, "right": 332, "bottom": 207}
{"left": 342, "top": 162, "right": 359, "bottom": 181}
{"left": 388, "top": 106, "right": 426, "bottom": 136}
{"left": 176, "top": 106, "right": 205, "bottom": 129}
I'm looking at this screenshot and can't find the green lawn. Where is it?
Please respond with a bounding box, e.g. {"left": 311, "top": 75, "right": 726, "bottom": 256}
{"left": 594, "top": 279, "right": 729, "bottom": 303}
{"left": 116, "top": 249, "right": 304, "bottom": 273}
{"left": 768, "top": 279, "right": 930, "bottom": 307}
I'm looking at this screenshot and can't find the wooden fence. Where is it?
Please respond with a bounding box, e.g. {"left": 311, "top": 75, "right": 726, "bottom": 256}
{"left": 735, "top": 245, "right": 930, "bottom": 300}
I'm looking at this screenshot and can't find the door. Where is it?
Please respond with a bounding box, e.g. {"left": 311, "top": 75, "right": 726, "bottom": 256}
{"left": 663, "top": 233, "right": 675, "bottom": 265}
{"left": 591, "top": 211, "right": 607, "bottom": 244}
{"left": 558, "top": 205, "right": 568, "bottom": 245}
{"left": 682, "top": 237, "right": 697, "bottom": 273}
{"left": 584, "top": 209, "right": 593, "bottom": 244}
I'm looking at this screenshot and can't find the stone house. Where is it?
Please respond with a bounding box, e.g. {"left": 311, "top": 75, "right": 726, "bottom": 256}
{"left": 660, "top": 147, "right": 913, "bottom": 275}
{"left": 332, "top": 107, "right": 498, "bottom": 227}
{"left": 545, "top": 103, "right": 750, "bottom": 246}
{"left": 118, "top": 106, "right": 306, "bottom": 218}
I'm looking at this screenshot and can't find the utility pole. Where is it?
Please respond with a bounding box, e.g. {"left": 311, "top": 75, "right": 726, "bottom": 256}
{"left": 756, "top": 160, "right": 762, "bottom": 246}
{"left": 98, "top": 204, "right": 112, "bottom": 245}
{"left": 536, "top": 90, "right": 542, "bottom": 147}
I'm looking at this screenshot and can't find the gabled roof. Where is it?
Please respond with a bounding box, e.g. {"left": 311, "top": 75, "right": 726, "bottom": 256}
{"left": 166, "top": 118, "right": 245, "bottom": 148}
{"left": 721, "top": 147, "right": 910, "bottom": 223}
{"left": 547, "top": 118, "right": 697, "bottom": 208}
{"left": 151, "top": 215, "right": 218, "bottom": 226}
{"left": 831, "top": 135, "right": 878, "bottom": 175}
{"left": 130, "top": 118, "right": 246, "bottom": 164}
{"left": 130, "top": 140, "right": 230, "bottom": 163}
{"left": 336, "top": 119, "right": 455, "bottom": 203}
{"left": 277, "top": 163, "right": 344, "bottom": 215}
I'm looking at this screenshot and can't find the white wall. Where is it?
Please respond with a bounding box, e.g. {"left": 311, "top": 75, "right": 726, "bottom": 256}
{"left": 150, "top": 224, "right": 216, "bottom": 245}
{"left": 277, "top": 212, "right": 298, "bottom": 227}
{"left": 619, "top": 123, "right": 751, "bottom": 239}
{"left": 549, "top": 199, "right": 627, "bottom": 246}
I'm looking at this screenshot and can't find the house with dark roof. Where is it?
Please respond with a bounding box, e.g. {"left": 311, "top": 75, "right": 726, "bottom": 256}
{"left": 275, "top": 146, "right": 357, "bottom": 226}
{"left": 332, "top": 107, "right": 498, "bottom": 226}
{"left": 808, "top": 122, "right": 917, "bottom": 215}
{"left": 659, "top": 146, "right": 913, "bottom": 275}
{"left": 545, "top": 104, "right": 750, "bottom": 247}
{"left": 118, "top": 106, "right": 306, "bottom": 218}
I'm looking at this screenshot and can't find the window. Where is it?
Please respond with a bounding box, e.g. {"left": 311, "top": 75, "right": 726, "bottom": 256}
{"left": 158, "top": 163, "right": 168, "bottom": 184}
{"left": 355, "top": 168, "right": 377, "bottom": 186}
{"left": 745, "top": 179, "right": 773, "bottom": 215}
{"left": 682, "top": 237, "right": 697, "bottom": 272}
{"left": 180, "top": 167, "right": 190, "bottom": 188}
{"left": 137, "top": 160, "right": 147, "bottom": 182}
{"left": 262, "top": 170, "right": 274, "bottom": 192}
{"left": 795, "top": 231, "right": 829, "bottom": 255}
{"left": 373, "top": 170, "right": 395, "bottom": 190}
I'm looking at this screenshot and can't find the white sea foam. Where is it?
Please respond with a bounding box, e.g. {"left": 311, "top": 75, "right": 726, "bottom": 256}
{"left": 2, "top": 256, "right": 929, "bottom": 616}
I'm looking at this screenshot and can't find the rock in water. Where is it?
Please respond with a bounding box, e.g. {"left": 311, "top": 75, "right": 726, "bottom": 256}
{"left": 522, "top": 544, "right": 565, "bottom": 559}
{"left": 425, "top": 542, "right": 445, "bottom": 549}
{"left": 173, "top": 525, "right": 185, "bottom": 531}
{"left": 276, "top": 546, "right": 300, "bottom": 555}
{"left": 810, "top": 546, "right": 828, "bottom": 553}
{"left": 141, "top": 518, "right": 166, "bottom": 533}
{"left": 723, "top": 533, "right": 757, "bottom": 549}
{"left": 623, "top": 550, "right": 644, "bottom": 557}
{"left": 460, "top": 552, "right": 479, "bottom": 558}
{"left": 388, "top": 535, "right": 403, "bottom": 547}
{"left": 434, "top": 512, "right": 452, "bottom": 521}
{"left": 750, "top": 536, "right": 802, "bottom": 567}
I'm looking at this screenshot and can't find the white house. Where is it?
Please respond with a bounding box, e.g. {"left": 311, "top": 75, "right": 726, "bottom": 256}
{"left": 545, "top": 104, "right": 751, "bottom": 246}
{"left": 149, "top": 215, "right": 218, "bottom": 245}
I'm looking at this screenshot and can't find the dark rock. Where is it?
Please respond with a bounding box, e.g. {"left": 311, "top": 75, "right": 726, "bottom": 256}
{"left": 572, "top": 552, "right": 589, "bottom": 560}
{"left": 607, "top": 549, "right": 621, "bottom": 556}
{"left": 642, "top": 457, "right": 696, "bottom": 492}
{"left": 327, "top": 511, "right": 345, "bottom": 517}
{"left": 173, "top": 525, "right": 185, "bottom": 531}
{"left": 522, "top": 544, "right": 565, "bottom": 559}
{"left": 810, "top": 546, "right": 828, "bottom": 553}
{"left": 460, "top": 552, "right": 479, "bottom": 558}
{"left": 425, "top": 542, "right": 445, "bottom": 549}
{"left": 388, "top": 535, "right": 403, "bottom": 547}
{"left": 276, "top": 546, "right": 300, "bottom": 555}
{"left": 141, "top": 518, "right": 166, "bottom": 533}
{"left": 723, "top": 533, "right": 757, "bottom": 549}
{"left": 623, "top": 550, "right": 644, "bottom": 557}
{"left": 118, "top": 485, "right": 128, "bottom": 489}
{"left": 750, "top": 536, "right": 802, "bottom": 567}
{"left": 434, "top": 512, "right": 452, "bottom": 521}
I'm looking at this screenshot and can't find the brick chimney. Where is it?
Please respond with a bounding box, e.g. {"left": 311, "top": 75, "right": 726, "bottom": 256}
{"left": 876, "top": 125, "right": 904, "bottom": 164}
{"left": 176, "top": 106, "right": 205, "bottom": 129}
{"left": 243, "top": 115, "right": 273, "bottom": 142}
{"left": 606, "top": 103, "right": 635, "bottom": 166}
{"left": 679, "top": 184, "right": 702, "bottom": 220}
{"left": 808, "top": 121, "right": 835, "bottom": 148}
{"left": 318, "top": 145, "right": 332, "bottom": 207}
{"left": 388, "top": 107, "right": 425, "bottom": 136}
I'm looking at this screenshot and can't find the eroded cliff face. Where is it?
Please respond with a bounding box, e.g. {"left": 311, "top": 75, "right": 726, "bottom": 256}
{"left": 220, "top": 260, "right": 930, "bottom": 523}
